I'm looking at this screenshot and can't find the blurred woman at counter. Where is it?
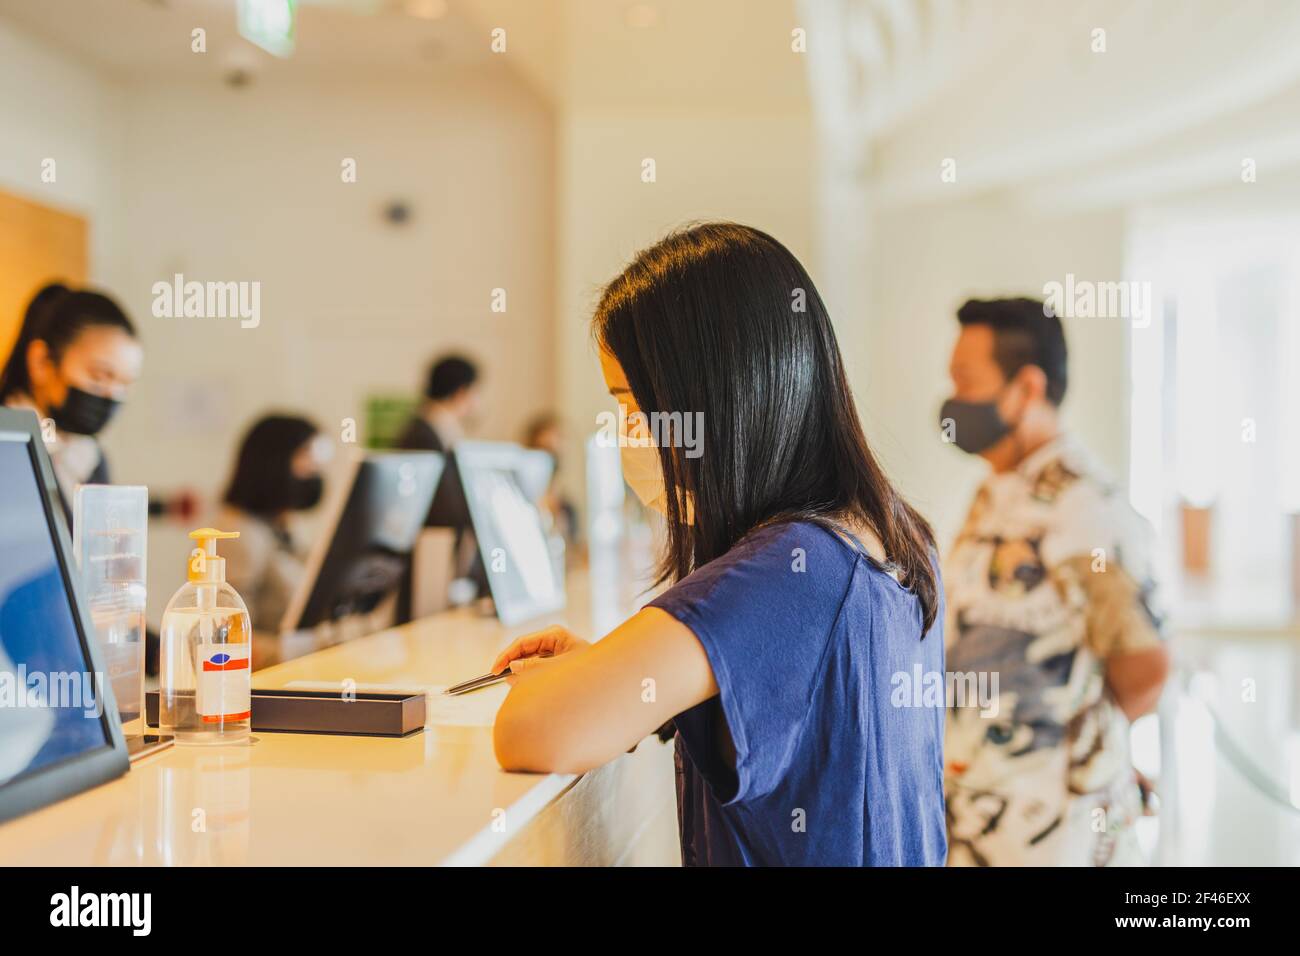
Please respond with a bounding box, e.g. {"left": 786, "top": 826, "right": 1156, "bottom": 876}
{"left": 218, "top": 414, "right": 330, "bottom": 634}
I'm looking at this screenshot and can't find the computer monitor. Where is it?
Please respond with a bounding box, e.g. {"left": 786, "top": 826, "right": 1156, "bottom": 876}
{"left": 514, "top": 446, "right": 558, "bottom": 503}
{"left": 425, "top": 454, "right": 472, "bottom": 530}
{"left": 0, "top": 409, "right": 129, "bottom": 824}
{"left": 424, "top": 444, "right": 553, "bottom": 529}
{"left": 454, "top": 441, "right": 564, "bottom": 625}
{"left": 280, "top": 450, "right": 444, "bottom": 633}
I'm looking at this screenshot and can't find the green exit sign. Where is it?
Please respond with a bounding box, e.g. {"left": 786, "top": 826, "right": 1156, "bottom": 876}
{"left": 238, "top": 0, "right": 296, "bottom": 58}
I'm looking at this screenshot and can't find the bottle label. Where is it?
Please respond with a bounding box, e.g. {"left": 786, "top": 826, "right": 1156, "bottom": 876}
{"left": 196, "top": 644, "right": 251, "bottom": 721}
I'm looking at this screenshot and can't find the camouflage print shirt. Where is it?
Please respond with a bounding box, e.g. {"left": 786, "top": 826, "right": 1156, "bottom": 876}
{"left": 943, "top": 435, "right": 1164, "bottom": 866}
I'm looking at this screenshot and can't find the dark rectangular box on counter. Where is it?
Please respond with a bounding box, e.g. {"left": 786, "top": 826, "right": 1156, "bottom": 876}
{"left": 145, "top": 688, "right": 426, "bottom": 738}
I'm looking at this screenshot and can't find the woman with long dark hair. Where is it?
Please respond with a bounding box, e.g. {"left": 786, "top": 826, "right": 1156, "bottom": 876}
{"left": 0, "top": 284, "right": 142, "bottom": 509}
{"left": 492, "top": 223, "right": 946, "bottom": 866}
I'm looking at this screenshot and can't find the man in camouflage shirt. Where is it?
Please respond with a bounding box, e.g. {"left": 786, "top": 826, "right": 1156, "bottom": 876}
{"left": 938, "top": 298, "right": 1167, "bottom": 866}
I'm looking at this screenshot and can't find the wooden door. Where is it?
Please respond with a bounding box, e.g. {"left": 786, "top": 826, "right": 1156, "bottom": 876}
{"left": 0, "top": 188, "right": 89, "bottom": 362}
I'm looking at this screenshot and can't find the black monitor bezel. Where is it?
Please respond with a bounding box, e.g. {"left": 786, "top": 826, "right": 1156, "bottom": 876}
{"left": 0, "top": 408, "right": 129, "bottom": 825}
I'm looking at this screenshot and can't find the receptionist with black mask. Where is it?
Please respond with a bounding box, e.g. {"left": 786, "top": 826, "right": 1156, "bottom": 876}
{"left": 218, "top": 414, "right": 332, "bottom": 634}
{"left": 0, "top": 285, "right": 143, "bottom": 515}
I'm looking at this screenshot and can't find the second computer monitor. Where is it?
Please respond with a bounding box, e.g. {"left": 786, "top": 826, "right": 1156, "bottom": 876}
{"left": 454, "top": 441, "right": 564, "bottom": 626}
{"left": 280, "top": 450, "right": 444, "bottom": 634}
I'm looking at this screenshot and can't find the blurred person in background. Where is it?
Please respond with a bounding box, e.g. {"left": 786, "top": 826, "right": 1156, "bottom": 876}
{"left": 939, "top": 297, "right": 1168, "bottom": 867}
{"left": 397, "top": 353, "right": 480, "bottom": 455}
{"left": 218, "top": 414, "right": 331, "bottom": 634}
{"left": 523, "top": 411, "right": 578, "bottom": 546}
{"left": 0, "top": 284, "right": 143, "bottom": 515}
{"left": 396, "top": 354, "right": 482, "bottom": 611}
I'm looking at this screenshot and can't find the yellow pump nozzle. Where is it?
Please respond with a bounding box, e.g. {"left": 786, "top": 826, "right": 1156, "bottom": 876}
{"left": 187, "top": 527, "right": 239, "bottom": 583}
{"left": 189, "top": 527, "right": 240, "bottom": 550}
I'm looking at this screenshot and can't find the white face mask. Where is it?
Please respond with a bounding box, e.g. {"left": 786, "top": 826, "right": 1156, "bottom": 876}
{"left": 619, "top": 442, "right": 694, "bottom": 524}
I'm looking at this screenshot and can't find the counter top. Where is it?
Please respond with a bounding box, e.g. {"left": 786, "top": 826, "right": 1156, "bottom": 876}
{"left": 0, "top": 564, "right": 670, "bottom": 866}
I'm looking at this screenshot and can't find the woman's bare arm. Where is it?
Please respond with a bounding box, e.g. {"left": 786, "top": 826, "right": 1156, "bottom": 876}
{"left": 493, "top": 608, "right": 718, "bottom": 773}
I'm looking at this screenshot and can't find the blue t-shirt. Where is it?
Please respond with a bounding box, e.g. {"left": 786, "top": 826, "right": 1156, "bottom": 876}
{"left": 650, "top": 520, "right": 947, "bottom": 866}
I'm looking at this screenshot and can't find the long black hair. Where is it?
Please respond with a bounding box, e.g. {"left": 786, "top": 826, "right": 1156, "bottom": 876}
{"left": 0, "top": 285, "right": 136, "bottom": 401}
{"left": 224, "top": 415, "right": 319, "bottom": 518}
{"left": 594, "top": 222, "right": 939, "bottom": 633}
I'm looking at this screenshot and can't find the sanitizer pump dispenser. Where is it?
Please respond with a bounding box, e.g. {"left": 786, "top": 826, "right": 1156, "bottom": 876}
{"left": 159, "top": 529, "right": 252, "bottom": 744}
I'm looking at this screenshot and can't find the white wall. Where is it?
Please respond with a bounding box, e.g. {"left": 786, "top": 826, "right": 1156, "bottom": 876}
{"left": 0, "top": 17, "right": 125, "bottom": 288}
{"left": 105, "top": 69, "right": 555, "bottom": 502}
{"left": 554, "top": 109, "right": 817, "bottom": 505}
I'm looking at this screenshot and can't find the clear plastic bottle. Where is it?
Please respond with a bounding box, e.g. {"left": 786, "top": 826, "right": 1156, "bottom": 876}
{"left": 73, "top": 485, "right": 149, "bottom": 738}
{"left": 159, "top": 529, "right": 252, "bottom": 744}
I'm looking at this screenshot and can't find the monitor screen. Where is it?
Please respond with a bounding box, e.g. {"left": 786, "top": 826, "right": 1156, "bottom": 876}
{"left": 0, "top": 423, "right": 125, "bottom": 817}
{"left": 283, "top": 451, "right": 444, "bottom": 633}
{"left": 456, "top": 442, "right": 564, "bottom": 626}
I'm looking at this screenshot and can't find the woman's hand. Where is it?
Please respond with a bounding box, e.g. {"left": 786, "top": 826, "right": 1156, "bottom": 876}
{"left": 491, "top": 625, "right": 590, "bottom": 677}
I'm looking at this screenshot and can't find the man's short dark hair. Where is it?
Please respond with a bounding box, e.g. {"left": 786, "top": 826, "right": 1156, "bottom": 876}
{"left": 957, "top": 298, "right": 1068, "bottom": 405}
{"left": 425, "top": 355, "right": 479, "bottom": 401}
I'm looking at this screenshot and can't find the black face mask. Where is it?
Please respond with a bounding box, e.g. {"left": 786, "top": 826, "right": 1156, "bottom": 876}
{"left": 939, "top": 396, "right": 1012, "bottom": 455}
{"left": 290, "top": 475, "right": 324, "bottom": 511}
{"left": 50, "top": 385, "right": 121, "bottom": 436}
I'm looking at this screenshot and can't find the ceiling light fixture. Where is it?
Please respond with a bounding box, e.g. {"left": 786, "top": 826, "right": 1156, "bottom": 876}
{"left": 237, "top": 0, "right": 296, "bottom": 57}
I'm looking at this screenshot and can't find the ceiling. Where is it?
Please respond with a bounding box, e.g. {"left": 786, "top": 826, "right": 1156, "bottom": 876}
{"left": 463, "top": 0, "right": 810, "bottom": 113}
{"left": 802, "top": 0, "right": 1300, "bottom": 208}
{"left": 0, "top": 0, "right": 811, "bottom": 113}
{"left": 0, "top": 0, "right": 494, "bottom": 81}
{"left": 10, "top": 0, "right": 1293, "bottom": 209}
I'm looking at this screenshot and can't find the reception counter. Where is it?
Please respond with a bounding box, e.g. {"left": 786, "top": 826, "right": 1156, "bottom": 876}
{"left": 0, "top": 567, "right": 681, "bottom": 866}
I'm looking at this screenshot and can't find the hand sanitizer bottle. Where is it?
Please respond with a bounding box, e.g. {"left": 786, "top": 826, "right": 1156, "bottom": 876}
{"left": 159, "top": 528, "right": 252, "bottom": 744}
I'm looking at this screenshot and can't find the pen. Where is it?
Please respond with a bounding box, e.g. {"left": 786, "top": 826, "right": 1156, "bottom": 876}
{"left": 444, "top": 669, "right": 510, "bottom": 696}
